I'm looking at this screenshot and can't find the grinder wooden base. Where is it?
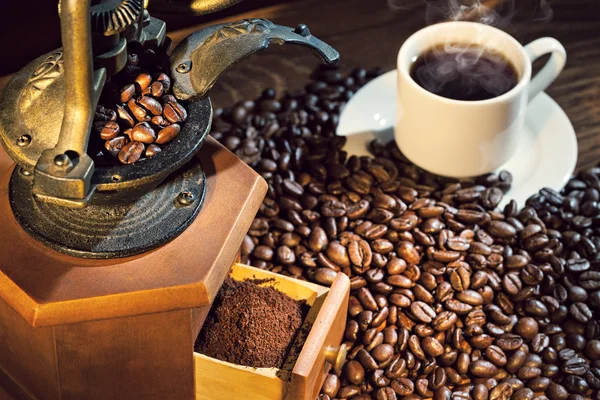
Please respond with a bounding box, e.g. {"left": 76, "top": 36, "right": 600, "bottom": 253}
{"left": 0, "top": 137, "right": 268, "bottom": 400}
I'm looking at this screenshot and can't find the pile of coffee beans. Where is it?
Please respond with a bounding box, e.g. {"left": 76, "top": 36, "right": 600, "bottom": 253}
{"left": 209, "top": 65, "right": 599, "bottom": 400}
{"left": 92, "top": 49, "right": 187, "bottom": 165}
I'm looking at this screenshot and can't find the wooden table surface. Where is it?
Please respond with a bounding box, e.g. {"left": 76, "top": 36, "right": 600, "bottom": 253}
{"left": 0, "top": 0, "right": 598, "bottom": 174}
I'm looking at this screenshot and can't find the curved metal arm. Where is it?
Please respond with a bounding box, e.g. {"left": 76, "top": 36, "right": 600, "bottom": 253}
{"left": 169, "top": 19, "right": 340, "bottom": 101}
{"left": 34, "top": 0, "right": 104, "bottom": 202}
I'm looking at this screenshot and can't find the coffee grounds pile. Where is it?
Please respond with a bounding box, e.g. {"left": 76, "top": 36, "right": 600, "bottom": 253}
{"left": 195, "top": 277, "right": 305, "bottom": 369}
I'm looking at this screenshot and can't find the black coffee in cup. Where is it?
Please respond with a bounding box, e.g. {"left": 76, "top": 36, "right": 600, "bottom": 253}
{"left": 410, "top": 44, "right": 519, "bottom": 101}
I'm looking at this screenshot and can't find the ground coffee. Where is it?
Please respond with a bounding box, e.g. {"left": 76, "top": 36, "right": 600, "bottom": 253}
{"left": 195, "top": 277, "right": 305, "bottom": 369}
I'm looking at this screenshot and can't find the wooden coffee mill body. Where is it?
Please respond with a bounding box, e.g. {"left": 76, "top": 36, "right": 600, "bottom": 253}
{"left": 0, "top": 1, "right": 348, "bottom": 399}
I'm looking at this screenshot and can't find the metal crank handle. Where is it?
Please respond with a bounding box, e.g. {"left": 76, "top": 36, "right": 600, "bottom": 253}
{"left": 169, "top": 19, "right": 340, "bottom": 101}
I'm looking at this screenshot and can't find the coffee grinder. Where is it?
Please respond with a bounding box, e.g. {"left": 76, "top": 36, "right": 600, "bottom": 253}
{"left": 0, "top": 1, "right": 348, "bottom": 399}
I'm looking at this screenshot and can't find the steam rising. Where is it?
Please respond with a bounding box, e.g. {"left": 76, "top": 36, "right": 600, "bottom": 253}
{"left": 412, "top": 45, "right": 519, "bottom": 100}
{"left": 386, "top": 0, "right": 553, "bottom": 100}
{"left": 386, "top": 0, "right": 554, "bottom": 26}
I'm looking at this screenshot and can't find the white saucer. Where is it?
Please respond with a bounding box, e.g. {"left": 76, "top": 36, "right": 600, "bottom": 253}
{"left": 337, "top": 70, "right": 578, "bottom": 208}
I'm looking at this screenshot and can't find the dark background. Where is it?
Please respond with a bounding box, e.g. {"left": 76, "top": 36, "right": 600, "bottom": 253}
{"left": 2, "top": 0, "right": 599, "bottom": 77}
{"left": 0, "top": 0, "right": 292, "bottom": 76}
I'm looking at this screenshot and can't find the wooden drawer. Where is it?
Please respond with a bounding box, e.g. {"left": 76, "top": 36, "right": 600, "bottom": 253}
{"left": 194, "top": 263, "right": 350, "bottom": 400}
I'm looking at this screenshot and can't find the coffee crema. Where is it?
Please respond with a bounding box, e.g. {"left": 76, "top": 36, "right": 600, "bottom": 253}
{"left": 410, "top": 43, "right": 519, "bottom": 101}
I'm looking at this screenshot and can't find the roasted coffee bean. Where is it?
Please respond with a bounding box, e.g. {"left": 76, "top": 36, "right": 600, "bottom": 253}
{"left": 163, "top": 101, "right": 188, "bottom": 123}
{"left": 143, "top": 80, "right": 164, "bottom": 97}
{"left": 428, "top": 366, "right": 446, "bottom": 390}
{"left": 155, "top": 72, "right": 171, "bottom": 92}
{"left": 127, "top": 98, "right": 150, "bottom": 122}
{"left": 432, "top": 311, "right": 457, "bottom": 331}
{"left": 372, "top": 343, "right": 394, "bottom": 363}
{"left": 145, "top": 144, "right": 161, "bottom": 158}
{"left": 118, "top": 141, "right": 144, "bottom": 164}
{"left": 527, "top": 377, "right": 550, "bottom": 391}
{"left": 515, "top": 317, "right": 539, "bottom": 340}
{"left": 308, "top": 227, "right": 328, "bottom": 252}
{"left": 105, "top": 136, "right": 128, "bottom": 157}
{"left": 95, "top": 120, "right": 120, "bottom": 140}
{"left": 95, "top": 105, "right": 117, "bottom": 121}
{"left": 415, "top": 377, "right": 434, "bottom": 398}
{"left": 580, "top": 271, "right": 600, "bottom": 289}
{"left": 134, "top": 72, "right": 152, "bottom": 91}
{"left": 348, "top": 240, "right": 372, "bottom": 270}
{"left": 391, "top": 378, "right": 414, "bottom": 396}
{"left": 585, "top": 340, "right": 600, "bottom": 360}
{"left": 422, "top": 336, "right": 444, "bottom": 357}
{"left": 116, "top": 104, "right": 136, "bottom": 127}
{"left": 326, "top": 241, "right": 350, "bottom": 269}
{"left": 471, "top": 383, "right": 488, "bottom": 400}
{"left": 547, "top": 383, "right": 569, "bottom": 400}
{"left": 276, "top": 245, "right": 295, "bottom": 264}
{"left": 321, "top": 374, "right": 340, "bottom": 397}
{"left": 517, "top": 366, "right": 542, "bottom": 380}
{"left": 456, "top": 290, "right": 484, "bottom": 306}
{"left": 487, "top": 220, "right": 517, "bottom": 238}
{"left": 138, "top": 96, "right": 163, "bottom": 116}
{"left": 562, "top": 357, "right": 589, "bottom": 375}
{"left": 343, "top": 360, "right": 365, "bottom": 385}
{"left": 408, "top": 334, "right": 426, "bottom": 359}
{"left": 523, "top": 299, "right": 549, "bottom": 317}
{"left": 411, "top": 301, "right": 436, "bottom": 323}
{"left": 119, "top": 83, "right": 136, "bottom": 102}
{"left": 397, "top": 241, "right": 421, "bottom": 264}
{"left": 472, "top": 333, "right": 494, "bottom": 349}
{"left": 337, "top": 385, "right": 360, "bottom": 399}
{"left": 314, "top": 268, "right": 337, "bottom": 286}
{"left": 434, "top": 386, "right": 452, "bottom": 400}
{"left": 512, "top": 388, "right": 535, "bottom": 400}
{"left": 488, "top": 382, "right": 513, "bottom": 400}
{"left": 566, "top": 333, "right": 587, "bottom": 352}
{"left": 586, "top": 368, "right": 600, "bottom": 390}
{"left": 357, "top": 349, "right": 378, "bottom": 371}
{"left": 470, "top": 360, "right": 498, "bottom": 378}
{"left": 376, "top": 387, "right": 397, "bottom": 400}
{"left": 563, "top": 375, "right": 589, "bottom": 395}
{"left": 570, "top": 302, "right": 593, "bottom": 323}
{"left": 486, "top": 345, "right": 507, "bottom": 366}
{"left": 445, "top": 299, "right": 473, "bottom": 314}
{"left": 131, "top": 122, "right": 156, "bottom": 143}
{"left": 450, "top": 266, "right": 471, "bottom": 291}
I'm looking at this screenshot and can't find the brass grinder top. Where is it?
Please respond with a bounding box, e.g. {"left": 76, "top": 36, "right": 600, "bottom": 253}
{"left": 0, "top": 0, "right": 339, "bottom": 258}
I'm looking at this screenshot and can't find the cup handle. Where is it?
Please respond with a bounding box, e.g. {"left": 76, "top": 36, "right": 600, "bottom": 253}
{"left": 524, "top": 37, "right": 567, "bottom": 102}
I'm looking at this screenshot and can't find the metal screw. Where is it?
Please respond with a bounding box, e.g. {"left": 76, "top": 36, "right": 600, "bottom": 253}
{"left": 176, "top": 191, "right": 195, "bottom": 206}
{"left": 54, "top": 153, "right": 70, "bottom": 167}
{"left": 176, "top": 62, "right": 191, "bottom": 74}
{"left": 19, "top": 167, "right": 32, "bottom": 176}
{"left": 294, "top": 24, "right": 311, "bottom": 37}
{"left": 17, "top": 135, "right": 31, "bottom": 147}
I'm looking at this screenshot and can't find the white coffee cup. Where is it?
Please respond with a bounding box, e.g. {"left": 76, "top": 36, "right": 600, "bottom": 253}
{"left": 395, "top": 21, "right": 566, "bottom": 178}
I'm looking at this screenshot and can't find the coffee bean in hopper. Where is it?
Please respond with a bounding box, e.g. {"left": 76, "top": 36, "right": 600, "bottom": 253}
{"left": 207, "top": 65, "right": 599, "bottom": 399}
{"left": 92, "top": 50, "right": 188, "bottom": 164}
{"left": 118, "top": 142, "right": 144, "bottom": 164}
